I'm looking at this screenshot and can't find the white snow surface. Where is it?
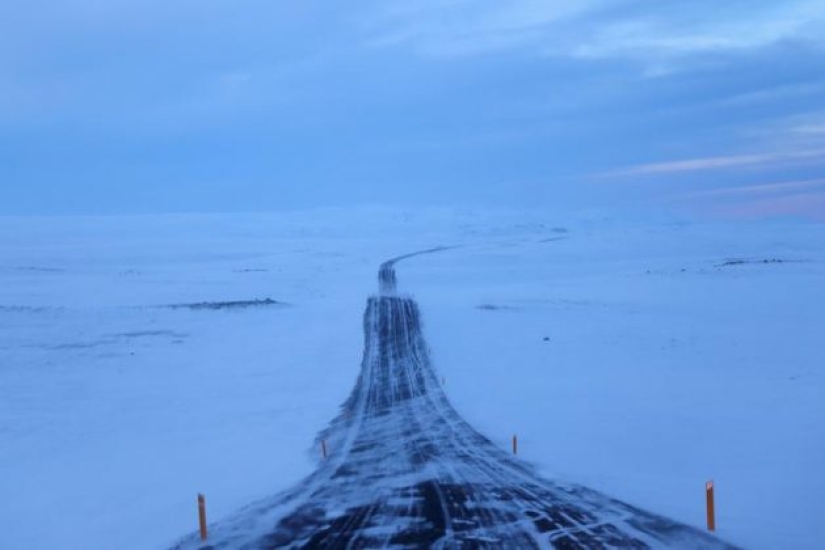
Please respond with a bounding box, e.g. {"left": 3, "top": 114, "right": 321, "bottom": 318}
{"left": 0, "top": 208, "right": 822, "bottom": 549}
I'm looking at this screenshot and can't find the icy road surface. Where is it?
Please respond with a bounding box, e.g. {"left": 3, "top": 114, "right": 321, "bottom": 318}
{"left": 173, "top": 252, "right": 737, "bottom": 549}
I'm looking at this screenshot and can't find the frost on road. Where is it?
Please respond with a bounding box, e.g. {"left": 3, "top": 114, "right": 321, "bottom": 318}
{"left": 173, "top": 253, "right": 737, "bottom": 549}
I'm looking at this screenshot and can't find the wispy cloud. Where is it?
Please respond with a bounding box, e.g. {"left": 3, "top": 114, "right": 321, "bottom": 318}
{"left": 608, "top": 149, "right": 825, "bottom": 177}
{"left": 713, "top": 82, "right": 825, "bottom": 108}
{"left": 787, "top": 112, "right": 825, "bottom": 139}
{"left": 679, "top": 178, "right": 825, "bottom": 199}
{"left": 362, "top": 0, "right": 825, "bottom": 69}
{"left": 361, "top": 0, "right": 602, "bottom": 56}
{"left": 565, "top": 4, "right": 821, "bottom": 61}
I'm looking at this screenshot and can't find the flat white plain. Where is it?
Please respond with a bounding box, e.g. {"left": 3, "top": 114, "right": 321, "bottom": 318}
{"left": 0, "top": 208, "right": 822, "bottom": 549}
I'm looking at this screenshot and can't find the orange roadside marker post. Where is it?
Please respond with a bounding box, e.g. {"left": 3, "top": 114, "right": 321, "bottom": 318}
{"left": 197, "top": 493, "right": 208, "bottom": 541}
{"left": 706, "top": 481, "right": 716, "bottom": 532}
{"left": 512, "top": 435, "right": 518, "bottom": 455}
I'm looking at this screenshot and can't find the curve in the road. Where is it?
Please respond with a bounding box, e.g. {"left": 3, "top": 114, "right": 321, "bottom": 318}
{"left": 173, "top": 251, "right": 738, "bottom": 549}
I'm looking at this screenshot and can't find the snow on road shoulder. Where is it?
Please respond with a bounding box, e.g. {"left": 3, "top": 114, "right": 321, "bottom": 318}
{"left": 405, "top": 222, "right": 825, "bottom": 550}
{"left": 0, "top": 211, "right": 822, "bottom": 549}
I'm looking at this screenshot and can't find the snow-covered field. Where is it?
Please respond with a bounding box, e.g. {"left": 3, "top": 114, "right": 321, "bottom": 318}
{"left": 1, "top": 209, "right": 822, "bottom": 549}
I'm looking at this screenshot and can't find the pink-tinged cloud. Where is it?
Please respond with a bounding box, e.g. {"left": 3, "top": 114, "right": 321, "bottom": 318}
{"left": 680, "top": 178, "right": 825, "bottom": 199}
{"left": 674, "top": 178, "right": 825, "bottom": 221}
{"left": 715, "top": 191, "right": 825, "bottom": 221}
{"left": 610, "top": 149, "right": 825, "bottom": 176}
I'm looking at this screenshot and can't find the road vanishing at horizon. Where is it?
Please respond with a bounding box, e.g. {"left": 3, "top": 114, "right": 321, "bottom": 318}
{"left": 173, "top": 250, "right": 738, "bottom": 549}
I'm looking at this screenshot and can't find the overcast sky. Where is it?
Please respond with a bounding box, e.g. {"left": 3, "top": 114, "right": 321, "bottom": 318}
{"left": 2, "top": 1, "right": 824, "bottom": 218}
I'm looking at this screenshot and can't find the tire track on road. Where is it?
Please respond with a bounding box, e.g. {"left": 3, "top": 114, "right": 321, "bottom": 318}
{"left": 173, "top": 249, "right": 738, "bottom": 549}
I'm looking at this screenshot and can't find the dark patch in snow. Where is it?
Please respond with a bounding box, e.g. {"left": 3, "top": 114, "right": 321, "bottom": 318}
{"left": 113, "top": 330, "right": 188, "bottom": 339}
{"left": 46, "top": 339, "right": 117, "bottom": 350}
{"left": 234, "top": 268, "right": 270, "bottom": 273}
{"left": 0, "top": 305, "right": 64, "bottom": 313}
{"left": 715, "top": 258, "right": 800, "bottom": 267}
{"left": 476, "top": 304, "right": 518, "bottom": 311}
{"left": 40, "top": 330, "right": 188, "bottom": 351}
{"left": 164, "top": 298, "right": 287, "bottom": 310}
{"left": 12, "top": 266, "right": 65, "bottom": 273}
{"left": 514, "top": 298, "right": 596, "bottom": 309}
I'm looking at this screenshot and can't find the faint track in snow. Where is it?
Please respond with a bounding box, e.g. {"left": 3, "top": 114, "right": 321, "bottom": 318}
{"left": 172, "top": 248, "right": 739, "bottom": 549}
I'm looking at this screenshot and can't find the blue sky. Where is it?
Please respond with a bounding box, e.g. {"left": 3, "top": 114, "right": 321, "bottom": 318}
{"left": 1, "top": 0, "right": 824, "bottom": 218}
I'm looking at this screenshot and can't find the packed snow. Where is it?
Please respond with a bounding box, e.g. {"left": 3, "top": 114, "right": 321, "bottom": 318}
{"left": 169, "top": 254, "right": 731, "bottom": 548}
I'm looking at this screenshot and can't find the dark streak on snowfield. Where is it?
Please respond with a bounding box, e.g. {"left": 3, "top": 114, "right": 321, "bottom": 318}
{"left": 173, "top": 249, "right": 738, "bottom": 549}
{"left": 164, "top": 298, "right": 287, "bottom": 310}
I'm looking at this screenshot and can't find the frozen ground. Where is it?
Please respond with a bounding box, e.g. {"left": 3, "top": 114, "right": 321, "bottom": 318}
{"left": 0, "top": 208, "right": 823, "bottom": 549}
{"left": 170, "top": 253, "right": 733, "bottom": 548}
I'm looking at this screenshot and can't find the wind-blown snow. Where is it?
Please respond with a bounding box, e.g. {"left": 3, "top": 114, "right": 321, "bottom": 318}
{"left": 169, "top": 254, "right": 733, "bottom": 548}
{"left": 0, "top": 209, "right": 822, "bottom": 549}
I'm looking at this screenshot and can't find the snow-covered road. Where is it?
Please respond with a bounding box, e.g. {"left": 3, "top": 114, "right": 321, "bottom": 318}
{"left": 172, "top": 253, "right": 738, "bottom": 549}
